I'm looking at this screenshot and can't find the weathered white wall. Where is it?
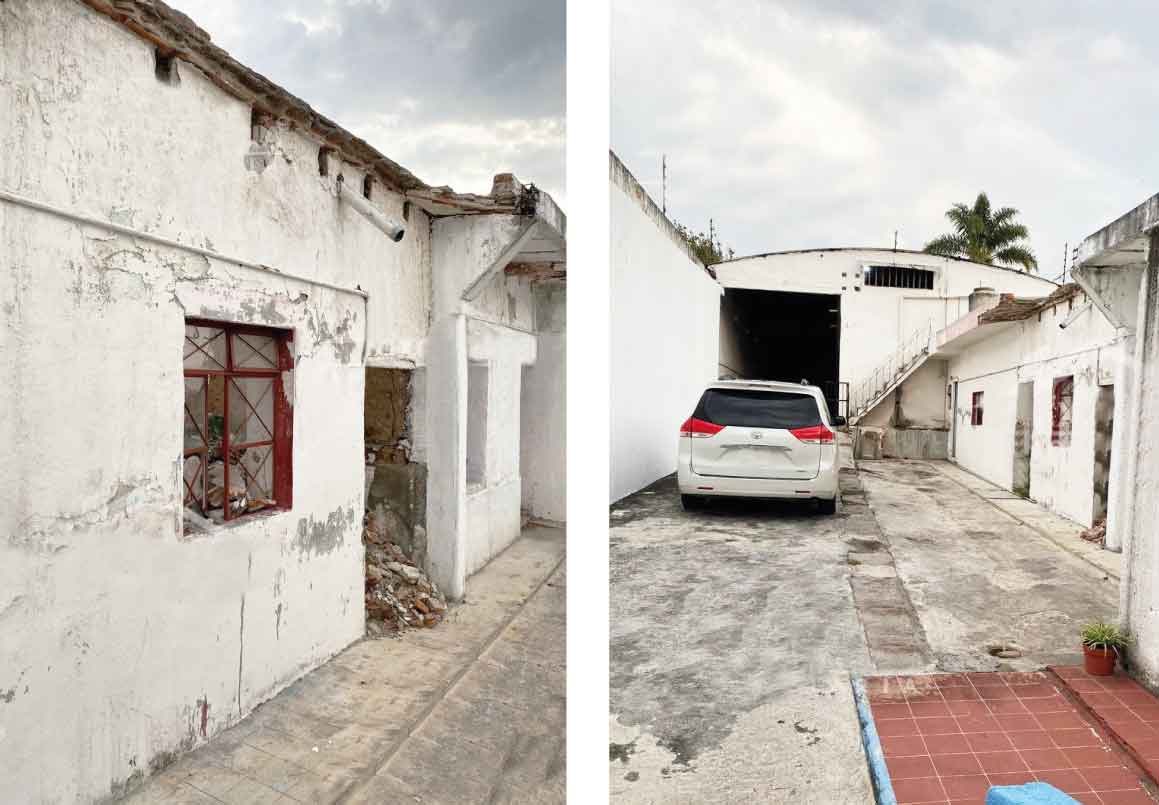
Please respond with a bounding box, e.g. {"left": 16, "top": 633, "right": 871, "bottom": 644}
{"left": 465, "top": 319, "right": 534, "bottom": 575}
{"left": 714, "top": 249, "right": 1058, "bottom": 391}
{"left": 1119, "top": 261, "right": 1159, "bottom": 686}
{"left": 521, "top": 282, "right": 566, "bottom": 522}
{"left": 0, "top": 177, "right": 369, "bottom": 805}
{"left": 427, "top": 214, "right": 542, "bottom": 593}
{"left": 947, "top": 297, "right": 1120, "bottom": 527}
{"left": 0, "top": 2, "right": 430, "bottom": 800}
{"left": 1, "top": 0, "right": 432, "bottom": 370}
{"left": 610, "top": 155, "right": 721, "bottom": 502}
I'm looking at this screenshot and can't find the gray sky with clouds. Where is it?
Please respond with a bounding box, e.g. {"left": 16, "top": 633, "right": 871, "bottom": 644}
{"left": 613, "top": 0, "right": 1159, "bottom": 275}
{"left": 172, "top": 0, "right": 565, "bottom": 202}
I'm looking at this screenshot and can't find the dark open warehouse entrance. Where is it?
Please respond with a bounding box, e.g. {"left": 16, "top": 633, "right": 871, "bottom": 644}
{"left": 719, "top": 288, "right": 843, "bottom": 416}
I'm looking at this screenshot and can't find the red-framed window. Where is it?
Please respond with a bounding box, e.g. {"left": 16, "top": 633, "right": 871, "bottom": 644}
{"left": 1052, "top": 375, "right": 1074, "bottom": 446}
{"left": 183, "top": 319, "right": 293, "bottom": 523}
{"left": 971, "top": 391, "right": 984, "bottom": 426}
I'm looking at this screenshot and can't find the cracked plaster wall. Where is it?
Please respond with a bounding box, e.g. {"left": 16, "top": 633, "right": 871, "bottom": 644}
{"left": 0, "top": 2, "right": 430, "bottom": 801}
{"left": 0, "top": 0, "right": 432, "bottom": 367}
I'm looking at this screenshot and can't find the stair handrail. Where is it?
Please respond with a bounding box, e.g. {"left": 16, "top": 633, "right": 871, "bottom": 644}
{"left": 848, "top": 319, "right": 934, "bottom": 418}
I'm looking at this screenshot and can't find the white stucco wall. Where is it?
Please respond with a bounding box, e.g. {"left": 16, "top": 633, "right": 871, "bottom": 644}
{"left": 859, "top": 359, "right": 950, "bottom": 429}
{"left": 1, "top": 0, "right": 432, "bottom": 369}
{"left": 0, "top": 2, "right": 433, "bottom": 800}
{"left": 0, "top": 157, "right": 369, "bottom": 805}
{"left": 427, "top": 214, "right": 545, "bottom": 593}
{"left": 946, "top": 297, "right": 1121, "bottom": 527}
{"left": 1119, "top": 261, "right": 1159, "bottom": 685}
{"left": 714, "top": 249, "right": 1058, "bottom": 392}
{"left": 610, "top": 155, "right": 721, "bottom": 502}
{"left": 521, "top": 282, "right": 566, "bottom": 522}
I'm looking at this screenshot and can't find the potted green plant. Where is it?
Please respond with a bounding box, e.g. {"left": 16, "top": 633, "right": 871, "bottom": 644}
{"left": 1081, "top": 621, "right": 1132, "bottom": 676}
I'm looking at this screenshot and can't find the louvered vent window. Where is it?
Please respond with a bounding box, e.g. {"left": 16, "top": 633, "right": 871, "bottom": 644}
{"left": 863, "top": 266, "right": 935, "bottom": 290}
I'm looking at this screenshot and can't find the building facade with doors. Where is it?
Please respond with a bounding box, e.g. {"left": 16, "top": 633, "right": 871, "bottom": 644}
{"left": 0, "top": 1, "right": 565, "bottom": 801}
{"left": 862, "top": 285, "right": 1121, "bottom": 528}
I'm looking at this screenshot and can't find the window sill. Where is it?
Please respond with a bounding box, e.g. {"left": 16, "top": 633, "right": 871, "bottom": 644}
{"left": 182, "top": 506, "right": 290, "bottom": 539}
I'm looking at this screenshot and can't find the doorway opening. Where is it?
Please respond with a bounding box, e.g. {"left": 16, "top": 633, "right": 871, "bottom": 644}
{"left": 1093, "top": 385, "right": 1115, "bottom": 522}
{"left": 1012, "top": 381, "right": 1034, "bottom": 498}
{"left": 719, "top": 288, "right": 842, "bottom": 416}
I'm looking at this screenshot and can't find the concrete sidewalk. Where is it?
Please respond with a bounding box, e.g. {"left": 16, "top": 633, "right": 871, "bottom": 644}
{"left": 928, "top": 461, "right": 1120, "bottom": 581}
{"left": 121, "top": 525, "right": 565, "bottom": 805}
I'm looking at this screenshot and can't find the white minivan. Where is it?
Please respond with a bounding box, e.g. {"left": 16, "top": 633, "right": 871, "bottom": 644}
{"left": 677, "top": 380, "right": 843, "bottom": 513}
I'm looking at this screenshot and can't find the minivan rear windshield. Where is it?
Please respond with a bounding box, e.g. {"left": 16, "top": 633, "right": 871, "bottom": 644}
{"left": 694, "top": 388, "right": 823, "bottom": 430}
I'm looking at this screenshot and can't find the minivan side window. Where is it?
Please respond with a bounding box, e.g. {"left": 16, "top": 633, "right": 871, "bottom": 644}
{"left": 694, "top": 389, "right": 822, "bottom": 430}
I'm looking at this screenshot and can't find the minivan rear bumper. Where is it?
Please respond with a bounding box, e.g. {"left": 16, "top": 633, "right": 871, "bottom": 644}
{"left": 676, "top": 448, "right": 838, "bottom": 500}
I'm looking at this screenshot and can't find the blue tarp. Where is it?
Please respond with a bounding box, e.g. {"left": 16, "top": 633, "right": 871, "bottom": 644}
{"left": 986, "top": 782, "right": 1081, "bottom": 805}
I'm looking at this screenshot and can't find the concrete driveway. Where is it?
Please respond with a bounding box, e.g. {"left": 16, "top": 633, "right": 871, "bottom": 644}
{"left": 609, "top": 458, "right": 1118, "bottom": 803}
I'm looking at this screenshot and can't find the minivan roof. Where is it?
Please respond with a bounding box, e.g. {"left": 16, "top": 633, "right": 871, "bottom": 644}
{"left": 706, "top": 379, "right": 823, "bottom": 395}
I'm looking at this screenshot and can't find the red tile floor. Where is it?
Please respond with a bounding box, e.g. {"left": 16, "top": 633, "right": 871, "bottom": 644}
{"left": 1054, "top": 666, "right": 1159, "bottom": 786}
{"left": 866, "top": 671, "right": 1156, "bottom": 804}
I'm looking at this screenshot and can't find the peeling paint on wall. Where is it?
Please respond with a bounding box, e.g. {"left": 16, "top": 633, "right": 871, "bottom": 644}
{"left": 293, "top": 506, "right": 358, "bottom": 557}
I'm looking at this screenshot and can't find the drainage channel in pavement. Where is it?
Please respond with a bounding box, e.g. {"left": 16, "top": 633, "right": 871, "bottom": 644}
{"left": 840, "top": 466, "right": 933, "bottom": 674}
{"left": 852, "top": 670, "right": 1157, "bottom": 804}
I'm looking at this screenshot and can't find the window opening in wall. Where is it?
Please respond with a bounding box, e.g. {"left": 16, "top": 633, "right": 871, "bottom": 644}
{"left": 362, "top": 175, "right": 374, "bottom": 200}
{"left": 1052, "top": 375, "right": 1074, "bottom": 446}
{"left": 154, "top": 48, "right": 179, "bottom": 85}
{"left": 971, "top": 391, "right": 984, "bottom": 426}
{"left": 864, "top": 265, "right": 935, "bottom": 290}
{"left": 183, "top": 319, "right": 293, "bottom": 526}
{"left": 466, "top": 362, "right": 489, "bottom": 489}
{"left": 250, "top": 108, "right": 274, "bottom": 143}
{"left": 318, "top": 147, "right": 333, "bottom": 177}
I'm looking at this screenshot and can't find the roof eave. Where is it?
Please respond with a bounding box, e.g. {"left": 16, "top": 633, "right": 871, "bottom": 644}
{"left": 1076, "top": 192, "right": 1159, "bottom": 270}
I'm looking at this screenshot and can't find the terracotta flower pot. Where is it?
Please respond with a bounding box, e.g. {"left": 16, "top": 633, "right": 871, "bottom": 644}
{"left": 1083, "top": 644, "right": 1117, "bottom": 676}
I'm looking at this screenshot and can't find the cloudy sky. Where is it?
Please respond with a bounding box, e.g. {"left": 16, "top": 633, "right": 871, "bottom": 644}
{"left": 613, "top": 0, "right": 1159, "bottom": 275}
{"left": 172, "top": 0, "right": 565, "bottom": 202}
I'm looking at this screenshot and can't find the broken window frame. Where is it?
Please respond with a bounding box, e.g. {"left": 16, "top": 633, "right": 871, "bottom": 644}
{"left": 183, "top": 318, "right": 294, "bottom": 523}
{"left": 1052, "top": 375, "right": 1074, "bottom": 447}
{"left": 971, "top": 391, "right": 984, "bottom": 426}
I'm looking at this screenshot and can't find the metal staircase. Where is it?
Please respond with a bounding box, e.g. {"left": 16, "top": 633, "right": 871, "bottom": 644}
{"left": 848, "top": 321, "right": 934, "bottom": 423}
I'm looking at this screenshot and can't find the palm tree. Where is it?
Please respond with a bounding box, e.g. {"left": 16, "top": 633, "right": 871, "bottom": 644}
{"left": 923, "top": 193, "right": 1037, "bottom": 271}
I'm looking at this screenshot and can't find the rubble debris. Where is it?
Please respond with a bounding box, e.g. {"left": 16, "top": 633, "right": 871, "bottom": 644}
{"left": 1080, "top": 518, "right": 1106, "bottom": 546}
{"left": 363, "top": 515, "right": 446, "bottom": 636}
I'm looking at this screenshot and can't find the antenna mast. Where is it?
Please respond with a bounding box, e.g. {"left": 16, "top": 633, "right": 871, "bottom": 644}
{"left": 661, "top": 154, "right": 668, "bottom": 215}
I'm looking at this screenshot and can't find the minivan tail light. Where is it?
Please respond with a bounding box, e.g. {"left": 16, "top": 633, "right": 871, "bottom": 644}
{"left": 789, "top": 425, "right": 834, "bottom": 444}
{"left": 679, "top": 417, "right": 724, "bottom": 438}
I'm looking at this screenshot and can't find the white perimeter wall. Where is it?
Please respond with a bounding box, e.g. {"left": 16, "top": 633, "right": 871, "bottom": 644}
{"left": 947, "top": 297, "right": 1120, "bottom": 527}
{"left": 610, "top": 155, "right": 720, "bottom": 502}
{"left": 715, "top": 250, "right": 1058, "bottom": 390}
